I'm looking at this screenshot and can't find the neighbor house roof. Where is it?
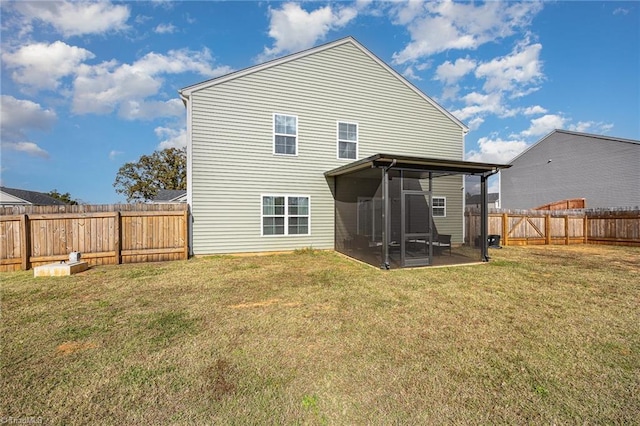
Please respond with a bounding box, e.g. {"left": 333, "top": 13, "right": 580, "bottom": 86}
{"left": 0, "top": 186, "right": 66, "bottom": 205}
{"left": 152, "top": 189, "right": 187, "bottom": 203}
{"left": 179, "top": 36, "right": 468, "bottom": 133}
{"left": 510, "top": 129, "right": 640, "bottom": 164}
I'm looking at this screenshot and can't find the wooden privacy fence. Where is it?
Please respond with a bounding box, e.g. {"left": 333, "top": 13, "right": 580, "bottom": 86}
{"left": 466, "top": 208, "right": 640, "bottom": 247}
{"left": 0, "top": 203, "right": 189, "bottom": 272}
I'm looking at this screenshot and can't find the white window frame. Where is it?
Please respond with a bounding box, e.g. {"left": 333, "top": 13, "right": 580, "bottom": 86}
{"left": 432, "top": 196, "right": 446, "bottom": 217}
{"left": 357, "top": 196, "right": 383, "bottom": 241}
{"left": 273, "top": 113, "right": 298, "bottom": 156}
{"left": 337, "top": 121, "right": 358, "bottom": 160}
{"left": 261, "top": 194, "right": 311, "bottom": 236}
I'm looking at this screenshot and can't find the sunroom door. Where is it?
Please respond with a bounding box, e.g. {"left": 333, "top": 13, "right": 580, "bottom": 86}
{"left": 401, "top": 191, "right": 433, "bottom": 267}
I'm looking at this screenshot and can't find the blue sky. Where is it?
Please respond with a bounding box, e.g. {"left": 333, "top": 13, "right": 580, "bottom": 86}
{"left": 1, "top": 1, "right": 638, "bottom": 203}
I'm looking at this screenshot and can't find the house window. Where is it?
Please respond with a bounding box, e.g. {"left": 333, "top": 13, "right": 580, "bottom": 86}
{"left": 337, "top": 122, "right": 358, "bottom": 159}
{"left": 262, "top": 195, "right": 310, "bottom": 236}
{"left": 357, "top": 197, "right": 382, "bottom": 241}
{"left": 274, "top": 114, "right": 297, "bottom": 155}
{"left": 432, "top": 197, "right": 446, "bottom": 217}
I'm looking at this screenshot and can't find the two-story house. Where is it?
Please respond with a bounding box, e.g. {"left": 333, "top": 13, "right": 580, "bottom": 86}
{"left": 179, "top": 37, "right": 508, "bottom": 268}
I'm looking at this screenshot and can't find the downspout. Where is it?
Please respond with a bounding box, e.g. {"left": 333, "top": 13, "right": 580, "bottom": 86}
{"left": 381, "top": 159, "right": 397, "bottom": 269}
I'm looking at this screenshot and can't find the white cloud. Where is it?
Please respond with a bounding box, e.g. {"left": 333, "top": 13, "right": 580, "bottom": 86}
{"left": 520, "top": 114, "right": 566, "bottom": 137}
{"left": 443, "top": 41, "right": 545, "bottom": 125}
{"left": 154, "top": 23, "right": 177, "bottom": 34}
{"left": 392, "top": 0, "right": 543, "bottom": 64}
{"left": 0, "top": 96, "right": 55, "bottom": 159}
{"left": 401, "top": 66, "right": 422, "bottom": 81}
{"left": 258, "top": 2, "right": 357, "bottom": 61}
{"left": 109, "top": 150, "right": 123, "bottom": 160}
{"left": 13, "top": 1, "right": 130, "bottom": 37}
{"left": 72, "top": 48, "right": 231, "bottom": 117}
{"left": 440, "top": 84, "right": 460, "bottom": 101}
{"left": 613, "top": 8, "right": 630, "bottom": 15}
{"left": 568, "top": 121, "right": 614, "bottom": 134}
{"left": 435, "top": 57, "right": 476, "bottom": 85}
{"left": 475, "top": 41, "right": 543, "bottom": 93}
{"left": 392, "top": 0, "right": 426, "bottom": 26}
{"left": 1, "top": 95, "right": 56, "bottom": 140}
{"left": 135, "top": 15, "right": 152, "bottom": 25}
{"left": 466, "top": 136, "right": 528, "bottom": 163}
{"left": 451, "top": 91, "right": 510, "bottom": 121}
{"left": 155, "top": 127, "right": 186, "bottom": 150}
{"left": 1, "top": 141, "right": 50, "bottom": 159}
{"left": 467, "top": 117, "right": 484, "bottom": 131}
{"left": 2, "top": 41, "right": 95, "bottom": 91}
{"left": 119, "top": 99, "right": 184, "bottom": 120}
{"left": 130, "top": 49, "right": 228, "bottom": 77}
{"left": 522, "top": 105, "right": 547, "bottom": 115}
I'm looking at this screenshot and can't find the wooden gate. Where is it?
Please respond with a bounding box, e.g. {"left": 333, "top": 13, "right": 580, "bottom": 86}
{"left": 466, "top": 208, "right": 639, "bottom": 247}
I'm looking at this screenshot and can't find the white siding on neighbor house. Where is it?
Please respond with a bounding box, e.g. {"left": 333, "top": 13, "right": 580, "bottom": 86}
{"left": 0, "top": 191, "right": 29, "bottom": 205}
{"left": 189, "top": 41, "right": 465, "bottom": 255}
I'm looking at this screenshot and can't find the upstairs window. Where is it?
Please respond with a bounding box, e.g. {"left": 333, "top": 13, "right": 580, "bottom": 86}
{"left": 432, "top": 197, "right": 446, "bottom": 217}
{"left": 274, "top": 114, "right": 297, "bottom": 155}
{"left": 337, "top": 122, "right": 358, "bottom": 160}
{"left": 262, "top": 195, "right": 310, "bottom": 236}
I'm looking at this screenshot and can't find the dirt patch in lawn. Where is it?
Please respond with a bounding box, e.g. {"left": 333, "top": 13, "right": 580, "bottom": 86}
{"left": 56, "top": 341, "right": 99, "bottom": 355}
{"left": 229, "top": 298, "right": 302, "bottom": 309}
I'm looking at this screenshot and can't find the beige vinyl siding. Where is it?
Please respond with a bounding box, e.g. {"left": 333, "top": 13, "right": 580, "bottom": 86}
{"left": 430, "top": 176, "right": 464, "bottom": 242}
{"left": 190, "top": 42, "right": 464, "bottom": 254}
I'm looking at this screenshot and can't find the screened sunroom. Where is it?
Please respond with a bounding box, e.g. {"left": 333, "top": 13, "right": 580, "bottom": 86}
{"left": 325, "top": 154, "right": 510, "bottom": 269}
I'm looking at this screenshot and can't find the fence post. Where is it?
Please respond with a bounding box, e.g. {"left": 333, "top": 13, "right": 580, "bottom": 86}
{"left": 583, "top": 215, "right": 589, "bottom": 244}
{"left": 20, "top": 214, "right": 31, "bottom": 270}
{"left": 502, "top": 213, "right": 508, "bottom": 246}
{"left": 564, "top": 215, "right": 570, "bottom": 245}
{"left": 114, "top": 211, "right": 121, "bottom": 264}
{"left": 545, "top": 214, "right": 551, "bottom": 245}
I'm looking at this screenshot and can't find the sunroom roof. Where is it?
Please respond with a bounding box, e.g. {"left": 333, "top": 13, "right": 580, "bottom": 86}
{"left": 324, "top": 154, "right": 512, "bottom": 177}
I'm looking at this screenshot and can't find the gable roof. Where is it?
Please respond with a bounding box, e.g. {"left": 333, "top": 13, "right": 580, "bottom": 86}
{"left": 179, "top": 36, "right": 468, "bottom": 132}
{"left": 152, "top": 189, "right": 187, "bottom": 202}
{"left": 0, "top": 186, "right": 66, "bottom": 205}
{"left": 510, "top": 129, "right": 640, "bottom": 164}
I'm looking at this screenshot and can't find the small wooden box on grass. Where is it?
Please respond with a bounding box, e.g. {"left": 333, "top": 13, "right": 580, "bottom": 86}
{"left": 34, "top": 252, "right": 88, "bottom": 277}
{"left": 34, "top": 261, "right": 89, "bottom": 277}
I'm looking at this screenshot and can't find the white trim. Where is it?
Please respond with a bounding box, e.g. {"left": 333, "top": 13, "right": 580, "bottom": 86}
{"left": 273, "top": 113, "right": 298, "bottom": 156}
{"left": 336, "top": 120, "right": 359, "bottom": 160}
{"left": 179, "top": 37, "right": 468, "bottom": 132}
{"left": 182, "top": 93, "right": 194, "bottom": 256}
{"left": 432, "top": 196, "right": 446, "bottom": 218}
{"left": 0, "top": 190, "right": 31, "bottom": 205}
{"left": 260, "top": 194, "right": 311, "bottom": 237}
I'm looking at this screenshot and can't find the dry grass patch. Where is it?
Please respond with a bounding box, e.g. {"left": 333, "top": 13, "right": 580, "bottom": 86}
{"left": 1, "top": 246, "right": 639, "bottom": 424}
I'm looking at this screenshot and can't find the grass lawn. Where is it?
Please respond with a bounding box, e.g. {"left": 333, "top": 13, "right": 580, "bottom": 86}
{"left": 2, "top": 245, "right": 639, "bottom": 424}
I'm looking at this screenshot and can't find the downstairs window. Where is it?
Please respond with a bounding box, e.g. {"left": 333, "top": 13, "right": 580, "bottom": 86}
{"left": 262, "top": 195, "right": 310, "bottom": 236}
